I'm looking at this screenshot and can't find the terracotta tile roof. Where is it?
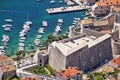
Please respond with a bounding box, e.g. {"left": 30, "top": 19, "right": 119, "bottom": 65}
{"left": 112, "top": 6, "right": 120, "bottom": 13}
{"left": 96, "top": 0, "right": 120, "bottom": 7}
{"left": 58, "top": 67, "right": 81, "bottom": 79}
{"left": 0, "top": 55, "right": 14, "bottom": 63}
{"left": 101, "top": 30, "right": 112, "bottom": 34}
{"left": 20, "top": 77, "right": 41, "bottom": 80}
{"left": 1, "top": 63, "right": 16, "bottom": 72}
{"left": 111, "top": 56, "right": 120, "bottom": 64}
{"left": 96, "top": 2, "right": 107, "bottom": 6}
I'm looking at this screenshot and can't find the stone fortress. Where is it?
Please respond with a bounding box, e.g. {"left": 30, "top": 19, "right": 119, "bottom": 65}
{"left": 48, "top": 28, "right": 113, "bottom": 72}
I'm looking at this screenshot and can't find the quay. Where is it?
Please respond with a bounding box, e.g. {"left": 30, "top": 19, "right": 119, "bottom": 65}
{"left": 46, "top": 5, "right": 89, "bottom": 14}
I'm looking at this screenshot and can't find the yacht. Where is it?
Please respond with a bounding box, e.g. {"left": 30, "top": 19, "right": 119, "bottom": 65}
{"left": 42, "top": 21, "right": 48, "bottom": 27}
{"left": 19, "top": 39, "right": 25, "bottom": 43}
{"left": 2, "top": 24, "right": 12, "bottom": 28}
{"left": 25, "top": 21, "right": 32, "bottom": 26}
{"left": 50, "top": 0, "right": 55, "bottom": 4}
{"left": 66, "top": 1, "right": 74, "bottom": 6}
{"left": 19, "top": 43, "right": 25, "bottom": 47}
{"left": 55, "top": 25, "right": 61, "bottom": 32}
{"left": 74, "top": 18, "right": 80, "bottom": 21}
{"left": 2, "top": 42, "right": 8, "bottom": 46}
{"left": 0, "top": 46, "right": 6, "bottom": 50}
{"left": 5, "top": 19, "right": 13, "bottom": 22}
{"left": 20, "top": 37, "right": 26, "bottom": 40}
{"left": 34, "top": 39, "right": 40, "bottom": 46}
{"left": 1, "top": 35, "right": 9, "bottom": 42}
{"left": 38, "top": 28, "right": 45, "bottom": 33}
{"left": 19, "top": 31, "right": 26, "bottom": 37}
{"left": 58, "top": 19, "right": 63, "bottom": 24}
{"left": 37, "top": 35, "right": 42, "bottom": 39}
{"left": 19, "top": 46, "right": 24, "bottom": 51}
{"left": 4, "top": 27, "right": 11, "bottom": 31}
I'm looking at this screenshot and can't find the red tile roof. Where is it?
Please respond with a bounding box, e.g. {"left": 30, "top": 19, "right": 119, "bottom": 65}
{"left": 111, "top": 56, "right": 120, "bottom": 64}
{"left": 58, "top": 67, "right": 81, "bottom": 79}
{"left": 96, "top": 0, "right": 120, "bottom": 7}
{"left": 0, "top": 55, "right": 14, "bottom": 63}
{"left": 1, "top": 63, "right": 16, "bottom": 72}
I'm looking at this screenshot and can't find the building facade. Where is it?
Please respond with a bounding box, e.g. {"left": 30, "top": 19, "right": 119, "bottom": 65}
{"left": 81, "top": 0, "right": 100, "bottom": 5}
{"left": 92, "top": 0, "right": 120, "bottom": 17}
{"left": 34, "top": 49, "right": 48, "bottom": 67}
{"left": 48, "top": 29, "right": 113, "bottom": 71}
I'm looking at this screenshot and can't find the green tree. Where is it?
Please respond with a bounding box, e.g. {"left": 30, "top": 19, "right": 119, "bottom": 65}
{"left": 94, "top": 75, "right": 104, "bottom": 80}
{"left": 15, "top": 50, "right": 26, "bottom": 59}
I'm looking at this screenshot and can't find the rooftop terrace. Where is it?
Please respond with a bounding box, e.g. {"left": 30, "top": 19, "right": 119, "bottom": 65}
{"left": 51, "top": 33, "right": 111, "bottom": 56}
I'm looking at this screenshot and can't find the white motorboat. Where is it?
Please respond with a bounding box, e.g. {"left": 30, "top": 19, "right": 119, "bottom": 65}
{"left": 55, "top": 25, "right": 61, "bottom": 32}
{"left": 58, "top": 19, "right": 63, "bottom": 23}
{"left": 19, "top": 39, "right": 25, "bottom": 43}
{"left": 19, "top": 43, "right": 25, "bottom": 47}
{"left": 2, "top": 24, "right": 12, "bottom": 28}
{"left": 0, "top": 46, "right": 6, "bottom": 50}
{"left": 42, "top": 21, "right": 48, "bottom": 27}
{"left": 19, "top": 46, "right": 24, "bottom": 51}
{"left": 38, "top": 28, "right": 45, "bottom": 33}
{"left": 50, "top": 0, "right": 55, "bottom": 4}
{"left": 74, "top": 18, "right": 80, "bottom": 21}
{"left": 34, "top": 39, "right": 40, "bottom": 46}
{"left": 66, "top": 1, "right": 74, "bottom": 6}
{"left": 5, "top": 19, "right": 13, "bottom": 22}
{"left": 20, "top": 37, "right": 26, "bottom": 40}
{"left": 37, "top": 35, "right": 42, "bottom": 39}
{"left": 2, "top": 42, "right": 8, "bottom": 46}
{"left": 1, "top": 35, "right": 9, "bottom": 42}
{"left": 4, "top": 27, "right": 11, "bottom": 31}
{"left": 25, "top": 21, "right": 32, "bottom": 26}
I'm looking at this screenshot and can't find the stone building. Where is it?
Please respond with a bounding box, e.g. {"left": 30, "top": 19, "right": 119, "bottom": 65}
{"left": 81, "top": 0, "right": 100, "bottom": 6}
{"left": 48, "top": 28, "right": 113, "bottom": 71}
{"left": 56, "top": 67, "right": 82, "bottom": 80}
{"left": 92, "top": 0, "right": 120, "bottom": 17}
{"left": 33, "top": 48, "right": 48, "bottom": 67}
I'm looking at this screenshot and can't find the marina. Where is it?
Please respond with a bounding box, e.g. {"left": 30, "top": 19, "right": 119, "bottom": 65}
{"left": 18, "top": 21, "right": 32, "bottom": 51}
{"left": 46, "top": 5, "right": 88, "bottom": 14}
{"left": 0, "top": 0, "right": 86, "bottom": 56}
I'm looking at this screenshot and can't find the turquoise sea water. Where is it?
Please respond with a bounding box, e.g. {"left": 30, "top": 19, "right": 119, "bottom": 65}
{"left": 0, "top": 0, "right": 86, "bottom": 56}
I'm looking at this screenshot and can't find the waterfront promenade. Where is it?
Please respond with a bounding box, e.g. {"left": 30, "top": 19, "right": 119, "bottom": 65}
{"left": 46, "top": 5, "right": 89, "bottom": 14}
